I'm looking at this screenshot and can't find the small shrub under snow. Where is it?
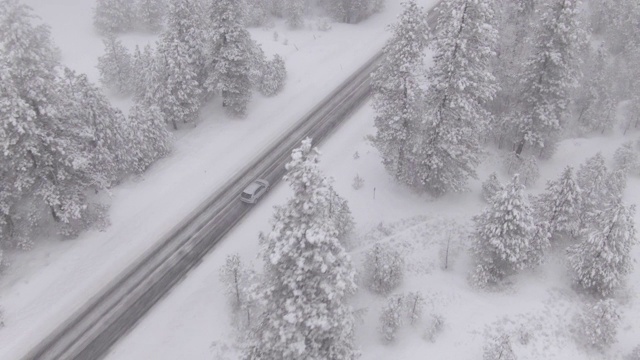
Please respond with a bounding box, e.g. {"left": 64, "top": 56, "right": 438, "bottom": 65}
{"left": 363, "top": 243, "right": 405, "bottom": 295}
{"left": 378, "top": 293, "right": 405, "bottom": 343}
{"left": 577, "top": 299, "right": 620, "bottom": 351}
{"left": 423, "top": 314, "right": 444, "bottom": 342}
{"left": 352, "top": 174, "right": 365, "bottom": 190}
{"left": 483, "top": 333, "right": 516, "bottom": 360}
{"left": 626, "top": 345, "right": 640, "bottom": 360}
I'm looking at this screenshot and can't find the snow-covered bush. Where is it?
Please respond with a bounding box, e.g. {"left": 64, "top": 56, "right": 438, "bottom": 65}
{"left": 404, "top": 291, "right": 425, "bottom": 325}
{"left": 483, "top": 333, "right": 516, "bottom": 360}
{"left": 614, "top": 142, "right": 640, "bottom": 176}
{"left": 423, "top": 314, "right": 444, "bottom": 342}
{"left": 352, "top": 174, "right": 364, "bottom": 190}
{"left": 363, "top": 243, "right": 405, "bottom": 295}
{"left": 258, "top": 54, "right": 287, "bottom": 97}
{"left": 379, "top": 293, "right": 405, "bottom": 343}
{"left": 471, "top": 175, "right": 539, "bottom": 287}
{"left": 481, "top": 172, "right": 503, "bottom": 203}
{"left": 353, "top": 151, "right": 360, "bottom": 159}
{"left": 577, "top": 299, "right": 620, "bottom": 351}
{"left": 626, "top": 345, "right": 640, "bottom": 360}
{"left": 504, "top": 153, "right": 539, "bottom": 187}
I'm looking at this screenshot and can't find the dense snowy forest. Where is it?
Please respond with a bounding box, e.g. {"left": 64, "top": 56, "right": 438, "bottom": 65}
{"left": 208, "top": 0, "right": 640, "bottom": 358}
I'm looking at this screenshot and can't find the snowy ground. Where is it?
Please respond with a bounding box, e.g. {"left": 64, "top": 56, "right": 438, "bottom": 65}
{"left": 0, "top": 0, "right": 438, "bottom": 358}
{"left": 106, "top": 101, "right": 640, "bottom": 360}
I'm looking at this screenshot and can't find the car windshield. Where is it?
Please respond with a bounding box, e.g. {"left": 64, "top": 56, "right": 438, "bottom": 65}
{"left": 241, "top": 192, "right": 252, "bottom": 199}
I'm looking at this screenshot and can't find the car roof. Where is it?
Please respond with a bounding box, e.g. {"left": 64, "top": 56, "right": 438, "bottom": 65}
{"left": 243, "top": 179, "right": 267, "bottom": 193}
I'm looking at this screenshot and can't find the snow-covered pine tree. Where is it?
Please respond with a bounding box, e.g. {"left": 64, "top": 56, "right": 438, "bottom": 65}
{"left": 379, "top": 293, "right": 405, "bottom": 343}
{"left": 511, "top": 0, "right": 586, "bottom": 158}
{"left": 205, "top": 0, "right": 253, "bottom": 117}
{"left": 481, "top": 173, "right": 503, "bottom": 203}
{"left": 371, "top": 0, "right": 429, "bottom": 188}
{"left": 472, "top": 175, "right": 539, "bottom": 287}
{"left": 127, "top": 102, "right": 172, "bottom": 173}
{"left": 136, "top": 0, "right": 166, "bottom": 32}
{"left": 576, "top": 153, "right": 626, "bottom": 231}
{"left": 245, "top": 0, "right": 271, "bottom": 27}
{"left": 578, "top": 299, "right": 621, "bottom": 350}
{"left": 320, "top": 0, "right": 382, "bottom": 24}
{"left": 410, "top": 0, "right": 499, "bottom": 195}
{"left": 155, "top": 0, "right": 205, "bottom": 129}
{"left": 568, "top": 199, "right": 636, "bottom": 297}
{"left": 0, "top": 53, "right": 37, "bottom": 249}
{"left": 97, "top": 35, "right": 134, "bottom": 95}
{"left": 244, "top": 138, "right": 357, "bottom": 360}
{"left": 326, "top": 183, "right": 355, "bottom": 243}
{"left": 613, "top": 142, "right": 640, "bottom": 176}
{"left": 131, "top": 44, "right": 152, "bottom": 100}
{"left": 258, "top": 54, "right": 286, "bottom": 96}
{"left": 286, "top": 0, "right": 305, "bottom": 29}
{"left": 60, "top": 68, "right": 135, "bottom": 183}
{"left": 94, "top": 0, "right": 134, "bottom": 34}
{"left": 574, "top": 46, "right": 616, "bottom": 135}
{"left": 489, "top": 0, "right": 538, "bottom": 140}
{"left": 534, "top": 166, "right": 581, "bottom": 241}
{"left": 363, "top": 243, "right": 404, "bottom": 295}
{"left": 1, "top": 1, "right": 111, "bottom": 237}
{"left": 219, "top": 253, "right": 255, "bottom": 328}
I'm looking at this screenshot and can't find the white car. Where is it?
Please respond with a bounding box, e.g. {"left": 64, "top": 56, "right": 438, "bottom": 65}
{"left": 240, "top": 179, "right": 270, "bottom": 204}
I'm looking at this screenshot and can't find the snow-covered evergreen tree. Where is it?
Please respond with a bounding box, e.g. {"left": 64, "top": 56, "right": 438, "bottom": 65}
{"left": 576, "top": 153, "right": 626, "bottom": 231}
{"left": 481, "top": 173, "right": 503, "bottom": 203}
{"left": 285, "top": 0, "right": 305, "bottom": 29}
{"left": 568, "top": 199, "right": 636, "bottom": 297}
{"left": 534, "top": 166, "right": 581, "bottom": 241}
{"left": 136, "top": 0, "right": 166, "bottom": 32}
{"left": 94, "top": 0, "right": 134, "bottom": 34}
{"left": 511, "top": 0, "right": 586, "bottom": 158}
{"left": 489, "top": 0, "right": 538, "bottom": 144}
{"left": 131, "top": 44, "right": 156, "bottom": 100}
{"left": 326, "top": 183, "right": 355, "bottom": 243}
{"left": 0, "top": 53, "right": 37, "bottom": 249}
{"left": 472, "top": 175, "right": 539, "bottom": 287}
{"left": 155, "top": 0, "right": 205, "bottom": 128}
{"left": 219, "top": 253, "right": 255, "bottom": 328}
{"left": 97, "top": 35, "right": 133, "bottom": 94}
{"left": 379, "top": 293, "right": 405, "bottom": 343}
{"left": 574, "top": 46, "right": 616, "bottom": 135}
{"left": 245, "top": 0, "right": 271, "bottom": 27}
{"left": 410, "top": 0, "right": 499, "bottom": 195}
{"left": 613, "top": 142, "right": 640, "bottom": 176}
{"left": 205, "top": 0, "right": 253, "bottom": 117}
{"left": 371, "top": 0, "right": 429, "bottom": 188}
{"left": 258, "top": 54, "right": 286, "bottom": 97}
{"left": 363, "top": 242, "right": 404, "bottom": 295}
{"left": 578, "top": 299, "right": 621, "bottom": 350}
{"left": 244, "top": 138, "right": 357, "bottom": 360}
{"left": 320, "top": 0, "right": 384, "bottom": 24}
{"left": 127, "top": 102, "right": 172, "bottom": 173}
